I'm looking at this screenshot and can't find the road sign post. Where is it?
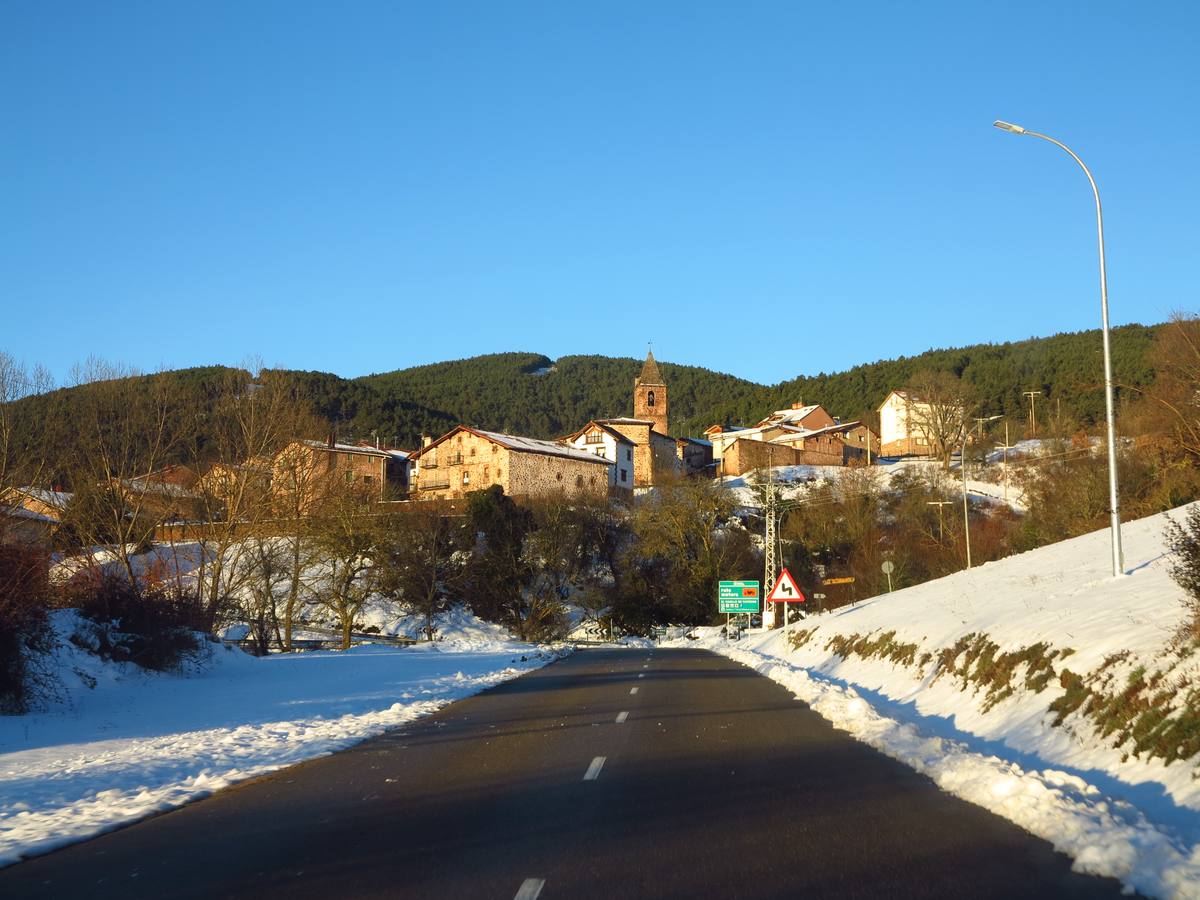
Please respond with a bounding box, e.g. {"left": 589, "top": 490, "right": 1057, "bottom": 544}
{"left": 718, "top": 581, "right": 761, "bottom": 615}
{"left": 881, "top": 560, "right": 895, "bottom": 593}
{"left": 767, "top": 568, "right": 805, "bottom": 645}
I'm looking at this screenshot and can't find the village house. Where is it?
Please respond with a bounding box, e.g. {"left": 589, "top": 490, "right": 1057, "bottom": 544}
{"left": 111, "top": 465, "right": 209, "bottom": 523}
{"left": 878, "top": 390, "right": 942, "bottom": 457}
{"left": 0, "top": 503, "right": 56, "bottom": 550}
{"left": 769, "top": 422, "right": 870, "bottom": 467}
{"left": 0, "top": 486, "right": 74, "bottom": 525}
{"left": 272, "top": 439, "right": 411, "bottom": 514}
{"left": 707, "top": 404, "right": 838, "bottom": 464}
{"left": 410, "top": 426, "right": 612, "bottom": 502}
{"left": 562, "top": 420, "right": 637, "bottom": 493}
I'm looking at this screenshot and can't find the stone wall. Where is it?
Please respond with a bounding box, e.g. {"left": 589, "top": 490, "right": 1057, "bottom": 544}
{"left": 720, "top": 438, "right": 803, "bottom": 476}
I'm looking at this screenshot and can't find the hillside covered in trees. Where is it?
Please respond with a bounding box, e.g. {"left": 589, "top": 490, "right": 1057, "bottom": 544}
{"left": 9, "top": 324, "right": 1160, "bottom": 457}
{"left": 286, "top": 323, "right": 1159, "bottom": 445}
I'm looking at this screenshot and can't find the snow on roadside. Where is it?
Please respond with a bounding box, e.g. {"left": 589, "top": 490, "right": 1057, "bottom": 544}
{"left": 0, "top": 615, "right": 566, "bottom": 868}
{"left": 709, "top": 644, "right": 1200, "bottom": 899}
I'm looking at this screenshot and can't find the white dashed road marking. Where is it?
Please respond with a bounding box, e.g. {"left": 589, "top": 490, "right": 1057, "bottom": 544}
{"left": 630, "top": 687, "right": 639, "bottom": 695}
{"left": 583, "top": 756, "right": 607, "bottom": 781}
{"left": 615, "top": 711, "right": 629, "bottom": 724}
{"left": 638, "top": 673, "right": 645, "bottom": 679}
{"left": 514, "top": 878, "right": 546, "bottom": 900}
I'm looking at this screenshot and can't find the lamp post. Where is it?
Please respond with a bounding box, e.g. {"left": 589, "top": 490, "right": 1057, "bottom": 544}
{"left": 993, "top": 120, "right": 1124, "bottom": 577}
{"left": 961, "top": 415, "right": 1001, "bottom": 569}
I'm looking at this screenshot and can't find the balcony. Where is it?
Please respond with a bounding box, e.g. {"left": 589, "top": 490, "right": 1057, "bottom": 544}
{"left": 419, "top": 479, "right": 451, "bottom": 491}
{"left": 444, "top": 453, "right": 465, "bottom": 466}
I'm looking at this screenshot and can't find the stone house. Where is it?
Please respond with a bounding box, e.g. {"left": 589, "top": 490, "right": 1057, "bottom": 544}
{"left": 707, "top": 404, "right": 839, "bottom": 464}
{"left": 272, "top": 439, "right": 410, "bottom": 514}
{"left": 676, "top": 436, "right": 714, "bottom": 476}
{"left": 0, "top": 504, "right": 56, "bottom": 550}
{"left": 770, "top": 423, "right": 868, "bottom": 467}
{"left": 410, "top": 426, "right": 612, "bottom": 502}
{"left": 1, "top": 486, "right": 73, "bottom": 525}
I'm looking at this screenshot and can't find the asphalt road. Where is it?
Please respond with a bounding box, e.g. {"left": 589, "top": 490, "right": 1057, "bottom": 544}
{"left": 1, "top": 647, "right": 1132, "bottom": 899}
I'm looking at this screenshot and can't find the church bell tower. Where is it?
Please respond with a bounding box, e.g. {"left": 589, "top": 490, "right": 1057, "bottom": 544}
{"left": 633, "top": 349, "right": 669, "bottom": 435}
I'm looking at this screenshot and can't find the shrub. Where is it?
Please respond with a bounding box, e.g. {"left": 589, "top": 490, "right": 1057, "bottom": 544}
{"left": 1164, "top": 507, "right": 1200, "bottom": 641}
{"left": 62, "top": 572, "right": 206, "bottom": 672}
{"left": 0, "top": 545, "right": 54, "bottom": 713}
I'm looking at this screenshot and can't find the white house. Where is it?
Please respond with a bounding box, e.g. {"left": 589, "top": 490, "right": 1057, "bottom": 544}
{"left": 878, "top": 390, "right": 936, "bottom": 457}
{"left": 562, "top": 420, "right": 637, "bottom": 491}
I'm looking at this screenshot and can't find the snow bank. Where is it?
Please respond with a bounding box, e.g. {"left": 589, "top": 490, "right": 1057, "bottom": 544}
{"left": 0, "top": 614, "right": 565, "bottom": 868}
{"left": 675, "top": 503, "right": 1200, "bottom": 898}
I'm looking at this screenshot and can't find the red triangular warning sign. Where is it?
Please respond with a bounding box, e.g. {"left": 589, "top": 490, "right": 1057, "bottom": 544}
{"left": 767, "top": 568, "right": 805, "bottom": 603}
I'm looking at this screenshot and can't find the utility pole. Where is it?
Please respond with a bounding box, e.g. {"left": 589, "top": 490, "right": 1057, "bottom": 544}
{"left": 994, "top": 419, "right": 1014, "bottom": 503}
{"left": 926, "top": 500, "right": 953, "bottom": 542}
{"left": 763, "top": 447, "right": 777, "bottom": 630}
{"left": 1023, "top": 390, "right": 1042, "bottom": 438}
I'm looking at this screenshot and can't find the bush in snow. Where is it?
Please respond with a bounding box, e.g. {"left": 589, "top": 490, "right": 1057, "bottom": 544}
{"left": 62, "top": 571, "right": 206, "bottom": 672}
{"left": 0, "top": 544, "right": 54, "bottom": 713}
{"left": 1165, "top": 505, "right": 1200, "bottom": 641}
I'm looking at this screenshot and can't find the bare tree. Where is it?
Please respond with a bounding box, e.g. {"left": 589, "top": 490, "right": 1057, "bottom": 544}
{"left": 64, "top": 360, "right": 192, "bottom": 589}
{"left": 374, "top": 504, "right": 465, "bottom": 641}
{"left": 905, "top": 370, "right": 976, "bottom": 470}
{"left": 0, "top": 352, "right": 55, "bottom": 497}
{"left": 308, "top": 493, "right": 380, "bottom": 649}
{"left": 180, "top": 364, "right": 323, "bottom": 630}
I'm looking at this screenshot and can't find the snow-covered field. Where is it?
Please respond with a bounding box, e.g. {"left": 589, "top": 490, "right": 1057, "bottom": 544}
{"left": 675, "top": 504, "right": 1200, "bottom": 898}
{"left": 721, "top": 456, "right": 1027, "bottom": 512}
{"left": 0, "top": 608, "right": 564, "bottom": 868}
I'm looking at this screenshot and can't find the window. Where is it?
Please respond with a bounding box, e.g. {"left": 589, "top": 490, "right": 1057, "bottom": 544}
{"left": 483, "top": 467, "right": 489, "bottom": 479}
{"left": 363, "top": 475, "right": 374, "bottom": 484}
{"left": 556, "top": 472, "right": 563, "bottom": 482}
{"left": 626, "top": 449, "right": 632, "bottom": 461}
{"left": 497, "top": 469, "right": 502, "bottom": 480}
{"left": 647, "top": 390, "right": 655, "bottom": 407}
{"left": 586, "top": 432, "right": 603, "bottom": 444}
{"left": 620, "top": 469, "right": 628, "bottom": 483}
{"left": 470, "top": 447, "right": 476, "bottom": 457}
{"left": 462, "top": 472, "right": 470, "bottom": 485}
{"left": 575, "top": 474, "right": 583, "bottom": 488}
{"left": 596, "top": 448, "right": 606, "bottom": 459}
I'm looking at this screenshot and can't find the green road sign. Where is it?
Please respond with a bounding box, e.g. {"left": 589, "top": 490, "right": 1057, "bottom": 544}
{"left": 718, "top": 580, "right": 761, "bottom": 613}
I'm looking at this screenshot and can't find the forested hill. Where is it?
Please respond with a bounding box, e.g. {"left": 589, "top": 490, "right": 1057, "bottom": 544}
{"left": 8, "top": 324, "right": 1161, "bottom": 455}
{"left": 280, "top": 323, "right": 1159, "bottom": 445}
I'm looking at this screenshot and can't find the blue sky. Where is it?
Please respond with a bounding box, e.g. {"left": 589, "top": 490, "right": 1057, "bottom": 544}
{"left": 3, "top": 1, "right": 1197, "bottom": 386}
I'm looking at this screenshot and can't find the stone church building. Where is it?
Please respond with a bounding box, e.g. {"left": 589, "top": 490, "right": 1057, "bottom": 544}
{"left": 565, "top": 351, "right": 712, "bottom": 487}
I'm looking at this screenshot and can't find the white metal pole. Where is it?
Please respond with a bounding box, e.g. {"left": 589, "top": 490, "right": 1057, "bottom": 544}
{"left": 1004, "top": 420, "right": 1009, "bottom": 503}
{"left": 993, "top": 121, "right": 1124, "bottom": 576}
{"left": 961, "top": 430, "right": 972, "bottom": 569}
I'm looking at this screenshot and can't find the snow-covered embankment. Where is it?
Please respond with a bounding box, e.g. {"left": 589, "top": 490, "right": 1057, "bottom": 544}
{"left": 680, "top": 505, "right": 1200, "bottom": 898}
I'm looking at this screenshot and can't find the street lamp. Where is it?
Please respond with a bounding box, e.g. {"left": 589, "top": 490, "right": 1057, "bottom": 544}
{"left": 962, "top": 415, "right": 1001, "bottom": 569}
{"left": 992, "top": 120, "right": 1124, "bottom": 577}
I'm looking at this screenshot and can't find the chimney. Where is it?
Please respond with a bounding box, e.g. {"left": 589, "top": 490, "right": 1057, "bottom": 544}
{"left": 792, "top": 401, "right": 804, "bottom": 410}
{"left": 421, "top": 433, "right": 433, "bottom": 448}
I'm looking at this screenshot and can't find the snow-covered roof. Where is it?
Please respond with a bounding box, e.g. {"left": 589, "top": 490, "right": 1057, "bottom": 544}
{"left": 0, "top": 504, "right": 56, "bottom": 524}
{"left": 474, "top": 429, "right": 613, "bottom": 465}
{"left": 300, "top": 439, "right": 394, "bottom": 458}
{"left": 597, "top": 417, "right": 655, "bottom": 426}
{"left": 677, "top": 436, "right": 713, "bottom": 447}
{"left": 564, "top": 421, "right": 637, "bottom": 445}
{"left": 15, "top": 486, "right": 74, "bottom": 509}
{"left": 770, "top": 422, "right": 862, "bottom": 443}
